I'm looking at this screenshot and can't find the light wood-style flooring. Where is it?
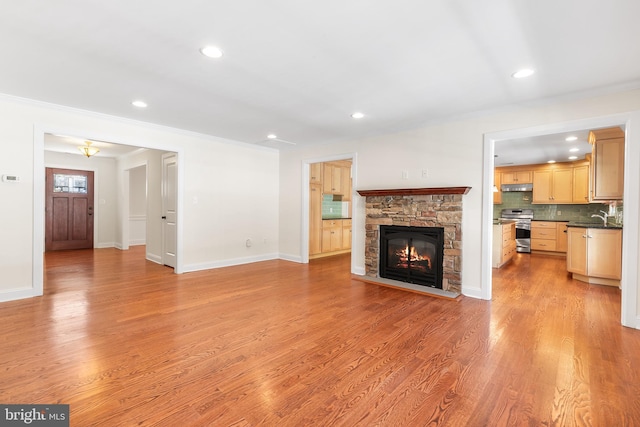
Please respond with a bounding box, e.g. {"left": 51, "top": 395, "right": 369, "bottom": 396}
{"left": 1, "top": 247, "right": 639, "bottom": 426}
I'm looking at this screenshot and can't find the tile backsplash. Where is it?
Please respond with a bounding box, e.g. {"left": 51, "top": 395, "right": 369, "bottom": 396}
{"left": 322, "top": 194, "right": 345, "bottom": 219}
{"left": 493, "top": 191, "right": 622, "bottom": 222}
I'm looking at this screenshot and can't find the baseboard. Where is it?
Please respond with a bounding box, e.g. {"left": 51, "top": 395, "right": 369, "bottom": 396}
{"left": 461, "top": 286, "right": 485, "bottom": 300}
{"left": 0, "top": 287, "right": 41, "bottom": 302}
{"left": 129, "top": 240, "right": 146, "bottom": 246}
{"left": 96, "top": 242, "right": 116, "bottom": 249}
{"left": 278, "top": 253, "right": 303, "bottom": 263}
{"left": 146, "top": 253, "right": 163, "bottom": 264}
{"left": 183, "top": 253, "right": 279, "bottom": 273}
{"left": 352, "top": 266, "right": 366, "bottom": 276}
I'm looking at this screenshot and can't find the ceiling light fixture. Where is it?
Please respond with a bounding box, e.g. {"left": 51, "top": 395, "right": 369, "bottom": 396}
{"left": 200, "top": 46, "right": 224, "bottom": 58}
{"left": 132, "top": 100, "right": 147, "bottom": 108}
{"left": 511, "top": 68, "right": 535, "bottom": 79}
{"left": 547, "top": 160, "right": 556, "bottom": 164}
{"left": 351, "top": 112, "right": 365, "bottom": 119}
{"left": 78, "top": 141, "right": 99, "bottom": 158}
{"left": 569, "top": 147, "right": 580, "bottom": 152}
{"left": 565, "top": 136, "right": 578, "bottom": 141}
{"left": 568, "top": 156, "right": 578, "bottom": 160}
{"left": 267, "top": 134, "right": 277, "bottom": 139}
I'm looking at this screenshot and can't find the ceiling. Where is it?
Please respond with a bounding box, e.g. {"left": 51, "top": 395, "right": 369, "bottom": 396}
{"left": 2, "top": 1, "right": 640, "bottom": 158}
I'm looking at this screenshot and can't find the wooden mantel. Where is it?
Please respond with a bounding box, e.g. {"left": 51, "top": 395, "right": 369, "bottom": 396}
{"left": 357, "top": 187, "right": 471, "bottom": 197}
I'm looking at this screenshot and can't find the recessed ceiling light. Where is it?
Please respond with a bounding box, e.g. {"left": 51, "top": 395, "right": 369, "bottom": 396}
{"left": 200, "top": 46, "right": 224, "bottom": 58}
{"left": 351, "top": 112, "right": 365, "bottom": 119}
{"left": 565, "top": 136, "right": 578, "bottom": 141}
{"left": 132, "top": 100, "right": 147, "bottom": 108}
{"left": 511, "top": 68, "right": 535, "bottom": 79}
{"left": 568, "top": 156, "right": 578, "bottom": 160}
{"left": 267, "top": 134, "right": 277, "bottom": 139}
{"left": 569, "top": 147, "right": 580, "bottom": 152}
{"left": 547, "top": 160, "right": 556, "bottom": 164}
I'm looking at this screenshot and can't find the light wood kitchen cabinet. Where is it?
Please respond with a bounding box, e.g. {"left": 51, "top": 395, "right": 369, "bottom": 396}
{"left": 309, "top": 183, "right": 323, "bottom": 255}
{"left": 323, "top": 162, "right": 351, "bottom": 196}
{"left": 342, "top": 219, "right": 352, "bottom": 249}
{"left": 567, "top": 226, "right": 622, "bottom": 286}
{"left": 493, "top": 171, "right": 502, "bottom": 204}
{"left": 501, "top": 170, "right": 532, "bottom": 184}
{"left": 323, "top": 163, "right": 342, "bottom": 195}
{"left": 572, "top": 163, "right": 590, "bottom": 204}
{"left": 340, "top": 165, "right": 352, "bottom": 201}
{"left": 492, "top": 222, "right": 516, "bottom": 268}
{"left": 322, "top": 219, "right": 343, "bottom": 253}
{"left": 556, "top": 222, "right": 568, "bottom": 252}
{"left": 532, "top": 167, "right": 573, "bottom": 204}
{"left": 310, "top": 162, "right": 323, "bottom": 184}
{"left": 589, "top": 127, "right": 624, "bottom": 201}
{"left": 531, "top": 221, "right": 568, "bottom": 254}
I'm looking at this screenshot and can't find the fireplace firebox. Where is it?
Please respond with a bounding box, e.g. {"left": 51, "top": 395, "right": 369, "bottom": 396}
{"left": 379, "top": 225, "right": 444, "bottom": 289}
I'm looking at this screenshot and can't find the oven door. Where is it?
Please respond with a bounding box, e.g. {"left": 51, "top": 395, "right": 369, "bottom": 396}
{"left": 513, "top": 220, "right": 531, "bottom": 252}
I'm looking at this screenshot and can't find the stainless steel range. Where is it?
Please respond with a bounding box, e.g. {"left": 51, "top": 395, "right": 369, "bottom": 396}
{"left": 500, "top": 208, "right": 534, "bottom": 253}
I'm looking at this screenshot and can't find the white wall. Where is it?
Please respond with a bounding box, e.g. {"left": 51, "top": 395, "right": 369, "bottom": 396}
{"left": 278, "top": 88, "right": 640, "bottom": 327}
{"left": 0, "top": 94, "right": 279, "bottom": 300}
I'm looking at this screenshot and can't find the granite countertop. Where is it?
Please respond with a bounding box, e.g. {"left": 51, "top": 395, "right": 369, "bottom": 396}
{"left": 492, "top": 219, "right": 516, "bottom": 225}
{"left": 531, "top": 219, "right": 569, "bottom": 222}
{"left": 566, "top": 221, "right": 623, "bottom": 229}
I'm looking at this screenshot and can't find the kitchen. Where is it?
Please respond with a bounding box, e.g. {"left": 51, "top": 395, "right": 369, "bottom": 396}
{"left": 492, "top": 126, "right": 624, "bottom": 287}
{"left": 308, "top": 159, "right": 353, "bottom": 259}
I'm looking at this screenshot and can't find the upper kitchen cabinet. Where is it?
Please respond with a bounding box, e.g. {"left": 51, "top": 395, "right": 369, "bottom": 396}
{"left": 589, "top": 127, "right": 624, "bottom": 201}
{"left": 572, "top": 161, "right": 590, "bottom": 204}
{"left": 310, "top": 162, "right": 323, "bottom": 184}
{"left": 323, "top": 161, "right": 351, "bottom": 198}
{"left": 501, "top": 170, "right": 532, "bottom": 184}
{"left": 493, "top": 171, "right": 502, "bottom": 204}
{"left": 532, "top": 166, "right": 573, "bottom": 204}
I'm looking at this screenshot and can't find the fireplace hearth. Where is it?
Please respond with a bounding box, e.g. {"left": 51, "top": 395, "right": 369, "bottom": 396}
{"left": 380, "top": 225, "right": 444, "bottom": 289}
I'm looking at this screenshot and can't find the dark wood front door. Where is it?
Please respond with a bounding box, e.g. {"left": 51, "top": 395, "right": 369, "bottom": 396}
{"left": 45, "top": 168, "right": 94, "bottom": 251}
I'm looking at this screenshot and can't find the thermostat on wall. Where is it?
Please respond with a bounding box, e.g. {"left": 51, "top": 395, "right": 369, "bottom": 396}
{"left": 2, "top": 175, "right": 20, "bottom": 182}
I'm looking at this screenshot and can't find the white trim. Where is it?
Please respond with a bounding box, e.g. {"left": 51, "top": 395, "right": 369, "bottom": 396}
{"left": 31, "top": 124, "right": 186, "bottom": 302}
{"left": 0, "top": 288, "right": 40, "bottom": 303}
{"left": 183, "top": 253, "right": 279, "bottom": 273}
{"left": 301, "top": 153, "right": 358, "bottom": 273}
{"left": 279, "top": 253, "right": 303, "bottom": 263}
{"left": 482, "top": 112, "right": 640, "bottom": 328}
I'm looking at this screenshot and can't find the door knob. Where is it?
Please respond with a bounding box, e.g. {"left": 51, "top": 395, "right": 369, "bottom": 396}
{"left": 162, "top": 216, "right": 167, "bottom": 219}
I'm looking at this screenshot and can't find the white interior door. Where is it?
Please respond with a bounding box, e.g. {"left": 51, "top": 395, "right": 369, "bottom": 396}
{"left": 162, "top": 153, "right": 177, "bottom": 268}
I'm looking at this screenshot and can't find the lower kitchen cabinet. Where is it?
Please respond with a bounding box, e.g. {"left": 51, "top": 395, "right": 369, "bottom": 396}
{"left": 492, "top": 222, "right": 516, "bottom": 268}
{"left": 531, "top": 221, "right": 568, "bottom": 254}
{"left": 567, "top": 227, "right": 622, "bottom": 286}
{"left": 319, "top": 219, "right": 352, "bottom": 256}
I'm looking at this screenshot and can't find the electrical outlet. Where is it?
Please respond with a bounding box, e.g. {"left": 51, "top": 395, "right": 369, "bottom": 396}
{"left": 557, "top": 211, "right": 562, "bottom": 216}
{"left": 401, "top": 170, "right": 409, "bottom": 180}
{"left": 421, "top": 169, "right": 429, "bottom": 179}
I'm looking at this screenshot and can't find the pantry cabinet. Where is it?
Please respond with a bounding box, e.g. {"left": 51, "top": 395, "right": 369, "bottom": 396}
{"left": 309, "top": 183, "right": 323, "bottom": 255}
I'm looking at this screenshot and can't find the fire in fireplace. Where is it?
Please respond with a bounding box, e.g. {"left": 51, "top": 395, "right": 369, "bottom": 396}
{"left": 379, "top": 225, "right": 444, "bottom": 289}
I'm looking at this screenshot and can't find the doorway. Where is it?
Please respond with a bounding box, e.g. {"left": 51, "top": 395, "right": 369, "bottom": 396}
{"left": 482, "top": 114, "right": 639, "bottom": 328}
{"left": 45, "top": 167, "right": 94, "bottom": 251}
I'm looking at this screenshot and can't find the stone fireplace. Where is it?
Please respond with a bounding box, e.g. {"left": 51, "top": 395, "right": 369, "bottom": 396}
{"left": 357, "top": 187, "right": 470, "bottom": 295}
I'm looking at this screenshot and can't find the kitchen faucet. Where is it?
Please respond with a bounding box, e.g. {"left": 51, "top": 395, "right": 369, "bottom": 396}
{"left": 591, "top": 210, "right": 609, "bottom": 226}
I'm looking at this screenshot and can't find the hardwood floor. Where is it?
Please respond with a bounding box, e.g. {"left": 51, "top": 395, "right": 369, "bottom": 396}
{"left": 1, "top": 248, "right": 639, "bottom": 426}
